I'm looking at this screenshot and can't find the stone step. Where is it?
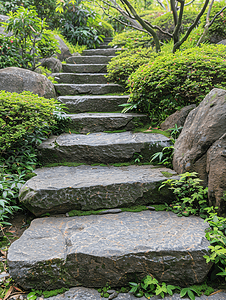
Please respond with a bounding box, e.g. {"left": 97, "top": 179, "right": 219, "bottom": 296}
{"left": 34, "top": 287, "right": 226, "bottom": 300}
{"left": 98, "top": 44, "right": 112, "bottom": 49}
{"left": 104, "top": 37, "right": 113, "bottom": 42}
{"left": 66, "top": 56, "right": 114, "bottom": 65}
{"left": 19, "top": 165, "right": 177, "bottom": 216}
{"left": 53, "top": 73, "right": 108, "bottom": 84}
{"left": 54, "top": 83, "right": 125, "bottom": 96}
{"left": 8, "top": 210, "right": 211, "bottom": 290}
{"left": 38, "top": 132, "right": 170, "bottom": 164}
{"left": 67, "top": 113, "right": 149, "bottom": 133}
{"left": 82, "top": 48, "right": 121, "bottom": 56}
{"left": 62, "top": 64, "right": 107, "bottom": 73}
{"left": 58, "top": 95, "right": 130, "bottom": 113}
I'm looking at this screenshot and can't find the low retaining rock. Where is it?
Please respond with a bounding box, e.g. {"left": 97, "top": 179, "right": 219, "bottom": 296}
{"left": 8, "top": 211, "right": 211, "bottom": 290}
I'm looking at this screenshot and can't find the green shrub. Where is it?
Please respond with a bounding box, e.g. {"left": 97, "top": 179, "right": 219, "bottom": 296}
{"left": 92, "top": 19, "right": 114, "bottom": 37}
{"left": 109, "top": 30, "right": 153, "bottom": 49}
{"left": 106, "top": 47, "right": 156, "bottom": 86}
{"left": 0, "top": 91, "right": 58, "bottom": 152}
{"left": 1, "top": 7, "right": 60, "bottom": 70}
{"left": 127, "top": 44, "right": 226, "bottom": 123}
{"left": 200, "top": 1, "right": 226, "bottom": 43}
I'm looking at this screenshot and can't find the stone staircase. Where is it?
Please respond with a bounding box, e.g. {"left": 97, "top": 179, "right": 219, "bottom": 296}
{"left": 7, "top": 40, "right": 213, "bottom": 294}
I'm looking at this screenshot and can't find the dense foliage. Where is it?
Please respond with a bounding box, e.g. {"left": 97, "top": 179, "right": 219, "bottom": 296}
{"left": 109, "top": 30, "right": 152, "bottom": 49}
{"left": 127, "top": 44, "right": 226, "bottom": 123}
{"left": 106, "top": 47, "right": 156, "bottom": 86}
{"left": 1, "top": 7, "right": 59, "bottom": 70}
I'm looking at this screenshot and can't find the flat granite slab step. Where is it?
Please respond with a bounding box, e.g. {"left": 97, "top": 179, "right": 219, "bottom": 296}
{"left": 19, "top": 165, "right": 177, "bottom": 216}
{"left": 38, "top": 132, "right": 170, "bottom": 164}
{"left": 53, "top": 73, "right": 108, "bottom": 84}
{"left": 54, "top": 84, "right": 124, "bottom": 96}
{"left": 43, "top": 287, "right": 226, "bottom": 300}
{"left": 8, "top": 211, "right": 212, "bottom": 290}
{"left": 62, "top": 64, "right": 107, "bottom": 73}
{"left": 82, "top": 48, "right": 122, "bottom": 56}
{"left": 66, "top": 56, "right": 114, "bottom": 64}
{"left": 67, "top": 113, "right": 149, "bottom": 133}
{"left": 57, "top": 95, "right": 129, "bottom": 113}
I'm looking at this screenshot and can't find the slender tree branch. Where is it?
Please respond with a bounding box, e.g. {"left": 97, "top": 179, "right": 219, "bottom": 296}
{"left": 173, "top": 0, "right": 210, "bottom": 52}
{"left": 156, "top": 0, "right": 166, "bottom": 10}
{"left": 184, "top": 0, "right": 195, "bottom": 6}
{"left": 144, "top": 19, "right": 173, "bottom": 37}
{"left": 209, "top": 5, "right": 226, "bottom": 27}
{"left": 170, "top": 0, "right": 178, "bottom": 26}
{"left": 173, "top": 0, "right": 185, "bottom": 44}
{"left": 196, "top": 0, "right": 214, "bottom": 46}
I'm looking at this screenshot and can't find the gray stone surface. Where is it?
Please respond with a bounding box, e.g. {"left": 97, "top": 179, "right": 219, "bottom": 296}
{"left": 66, "top": 56, "right": 114, "bottom": 65}
{"left": 40, "top": 57, "right": 62, "bottom": 73}
{"left": 62, "top": 64, "right": 107, "bottom": 73}
{"left": 19, "top": 165, "right": 177, "bottom": 216}
{"left": 8, "top": 211, "right": 211, "bottom": 290}
{"left": 67, "top": 113, "right": 149, "bottom": 133}
{"left": 0, "top": 67, "right": 56, "bottom": 98}
{"left": 54, "top": 35, "right": 71, "bottom": 61}
{"left": 82, "top": 49, "right": 122, "bottom": 56}
{"left": 38, "top": 132, "right": 171, "bottom": 164}
{"left": 160, "top": 104, "right": 196, "bottom": 131}
{"left": 43, "top": 287, "right": 226, "bottom": 300}
{"left": 53, "top": 73, "right": 108, "bottom": 84}
{"left": 57, "top": 95, "right": 129, "bottom": 113}
{"left": 54, "top": 84, "right": 125, "bottom": 96}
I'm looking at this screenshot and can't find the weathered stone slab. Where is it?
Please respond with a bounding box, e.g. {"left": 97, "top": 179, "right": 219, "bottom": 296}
{"left": 67, "top": 113, "right": 149, "bottom": 133}
{"left": 8, "top": 211, "right": 212, "bottom": 290}
{"left": 82, "top": 48, "right": 122, "bottom": 56}
{"left": 57, "top": 95, "right": 129, "bottom": 113}
{"left": 54, "top": 84, "right": 124, "bottom": 96}
{"left": 43, "top": 287, "right": 226, "bottom": 300}
{"left": 19, "top": 165, "right": 177, "bottom": 216}
{"left": 52, "top": 73, "right": 108, "bottom": 84}
{"left": 38, "top": 132, "right": 171, "bottom": 164}
{"left": 66, "top": 56, "right": 114, "bottom": 64}
{"left": 62, "top": 64, "right": 107, "bottom": 73}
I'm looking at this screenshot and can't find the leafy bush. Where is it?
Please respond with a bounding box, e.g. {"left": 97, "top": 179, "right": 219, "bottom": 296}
{"left": 106, "top": 47, "right": 156, "bottom": 86}
{"left": 59, "top": 2, "right": 104, "bottom": 49}
{"left": 0, "top": 35, "right": 23, "bottom": 69}
{"left": 0, "top": 0, "right": 60, "bottom": 29}
{"left": 0, "top": 91, "right": 58, "bottom": 152}
{"left": 1, "top": 7, "right": 59, "bottom": 70}
{"left": 127, "top": 44, "right": 226, "bottom": 122}
{"left": 200, "top": 0, "right": 226, "bottom": 43}
{"left": 92, "top": 19, "right": 114, "bottom": 37}
{"left": 109, "top": 30, "right": 153, "bottom": 49}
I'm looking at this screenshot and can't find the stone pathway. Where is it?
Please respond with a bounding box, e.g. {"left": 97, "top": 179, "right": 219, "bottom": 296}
{"left": 7, "top": 38, "right": 223, "bottom": 299}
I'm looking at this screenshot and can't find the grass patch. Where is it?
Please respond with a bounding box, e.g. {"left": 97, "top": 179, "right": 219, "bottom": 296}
{"left": 43, "top": 161, "right": 153, "bottom": 168}
{"left": 161, "top": 171, "right": 174, "bottom": 178}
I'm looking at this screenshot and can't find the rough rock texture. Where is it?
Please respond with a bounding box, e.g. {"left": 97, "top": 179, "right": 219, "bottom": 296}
{"left": 44, "top": 287, "right": 226, "bottom": 300}
{"left": 54, "top": 35, "right": 71, "bottom": 61}
{"left": 53, "top": 73, "right": 108, "bottom": 84}
{"left": 68, "top": 113, "right": 149, "bottom": 133}
{"left": 173, "top": 88, "right": 226, "bottom": 210}
{"left": 8, "top": 211, "right": 211, "bottom": 290}
{"left": 54, "top": 83, "right": 125, "bottom": 96}
{"left": 38, "top": 132, "right": 171, "bottom": 164}
{"left": 207, "top": 133, "right": 226, "bottom": 211}
{"left": 0, "top": 67, "right": 56, "bottom": 98}
{"left": 66, "top": 56, "right": 114, "bottom": 65}
{"left": 160, "top": 104, "right": 196, "bottom": 131}
{"left": 57, "top": 95, "right": 129, "bottom": 113}
{"left": 41, "top": 57, "right": 62, "bottom": 73}
{"left": 19, "top": 165, "right": 177, "bottom": 216}
{"left": 217, "top": 39, "right": 226, "bottom": 45}
{"left": 62, "top": 64, "right": 107, "bottom": 73}
{"left": 0, "top": 15, "right": 9, "bottom": 36}
{"left": 82, "top": 48, "right": 121, "bottom": 56}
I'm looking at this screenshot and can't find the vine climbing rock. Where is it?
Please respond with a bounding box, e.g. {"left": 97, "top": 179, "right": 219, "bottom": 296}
{"left": 7, "top": 211, "right": 212, "bottom": 290}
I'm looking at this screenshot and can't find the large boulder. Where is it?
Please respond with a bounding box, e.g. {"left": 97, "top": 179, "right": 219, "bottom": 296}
{"left": 0, "top": 67, "right": 56, "bottom": 98}
{"left": 54, "top": 35, "right": 71, "bottom": 61}
{"left": 173, "top": 88, "right": 226, "bottom": 212}
{"left": 160, "top": 104, "right": 196, "bottom": 131}
{"left": 40, "top": 57, "right": 62, "bottom": 73}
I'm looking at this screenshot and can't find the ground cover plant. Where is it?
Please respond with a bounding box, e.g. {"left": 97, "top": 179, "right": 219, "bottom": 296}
{"left": 125, "top": 44, "right": 226, "bottom": 123}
